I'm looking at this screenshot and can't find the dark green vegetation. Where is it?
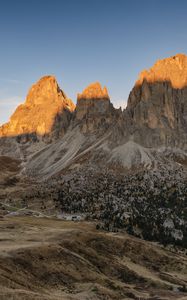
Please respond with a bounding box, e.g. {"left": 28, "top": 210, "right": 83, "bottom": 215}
{"left": 24, "top": 166, "right": 187, "bottom": 249}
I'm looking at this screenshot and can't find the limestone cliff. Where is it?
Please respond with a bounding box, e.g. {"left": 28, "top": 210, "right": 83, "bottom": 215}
{"left": 0, "top": 76, "right": 75, "bottom": 139}
{"left": 125, "top": 54, "right": 187, "bottom": 148}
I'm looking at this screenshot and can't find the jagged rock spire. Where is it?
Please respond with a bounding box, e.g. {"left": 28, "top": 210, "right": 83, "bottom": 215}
{"left": 77, "top": 82, "right": 110, "bottom": 101}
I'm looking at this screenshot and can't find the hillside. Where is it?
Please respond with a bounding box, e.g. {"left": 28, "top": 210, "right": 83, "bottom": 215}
{"left": 0, "top": 216, "right": 187, "bottom": 300}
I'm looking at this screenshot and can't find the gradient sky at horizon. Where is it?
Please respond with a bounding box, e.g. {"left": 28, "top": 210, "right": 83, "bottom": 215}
{"left": 0, "top": 0, "right": 187, "bottom": 124}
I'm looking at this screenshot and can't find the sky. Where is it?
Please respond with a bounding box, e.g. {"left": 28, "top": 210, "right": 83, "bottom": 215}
{"left": 0, "top": 0, "right": 187, "bottom": 124}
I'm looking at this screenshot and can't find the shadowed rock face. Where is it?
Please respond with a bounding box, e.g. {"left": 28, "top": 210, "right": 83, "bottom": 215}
{"left": 125, "top": 54, "right": 187, "bottom": 149}
{"left": 76, "top": 82, "right": 111, "bottom": 120}
{"left": 0, "top": 76, "right": 75, "bottom": 138}
{"left": 75, "top": 82, "right": 118, "bottom": 133}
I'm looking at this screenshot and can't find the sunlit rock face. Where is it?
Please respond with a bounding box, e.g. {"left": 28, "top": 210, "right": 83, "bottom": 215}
{"left": 0, "top": 76, "right": 75, "bottom": 139}
{"left": 125, "top": 54, "right": 187, "bottom": 149}
{"left": 136, "top": 53, "right": 187, "bottom": 89}
{"left": 77, "top": 82, "right": 109, "bottom": 101}
{"left": 75, "top": 82, "right": 118, "bottom": 133}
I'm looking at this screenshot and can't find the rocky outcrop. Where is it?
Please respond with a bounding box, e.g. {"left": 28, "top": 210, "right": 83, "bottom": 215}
{"left": 125, "top": 54, "right": 187, "bottom": 149}
{"left": 0, "top": 76, "right": 75, "bottom": 140}
{"left": 75, "top": 82, "right": 118, "bottom": 133}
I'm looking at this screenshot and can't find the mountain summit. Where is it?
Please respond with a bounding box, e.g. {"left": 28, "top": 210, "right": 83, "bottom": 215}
{"left": 77, "top": 82, "right": 109, "bottom": 101}
{"left": 75, "top": 82, "right": 117, "bottom": 132}
{"left": 0, "top": 76, "right": 75, "bottom": 138}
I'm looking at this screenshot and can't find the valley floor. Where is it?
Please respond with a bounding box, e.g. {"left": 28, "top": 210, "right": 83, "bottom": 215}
{"left": 0, "top": 216, "right": 187, "bottom": 300}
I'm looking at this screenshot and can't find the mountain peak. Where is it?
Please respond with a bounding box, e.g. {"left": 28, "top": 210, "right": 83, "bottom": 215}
{"left": 25, "top": 75, "right": 69, "bottom": 106}
{"left": 75, "top": 82, "right": 115, "bottom": 131}
{"left": 77, "top": 82, "right": 110, "bottom": 101}
{"left": 136, "top": 53, "right": 187, "bottom": 89}
{"left": 0, "top": 75, "right": 75, "bottom": 137}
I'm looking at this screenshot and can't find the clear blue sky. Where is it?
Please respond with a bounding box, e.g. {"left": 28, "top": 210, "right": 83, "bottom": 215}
{"left": 0, "top": 0, "right": 187, "bottom": 124}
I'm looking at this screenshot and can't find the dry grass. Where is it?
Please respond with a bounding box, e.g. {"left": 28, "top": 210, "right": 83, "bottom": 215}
{"left": 0, "top": 216, "right": 186, "bottom": 300}
{"left": 0, "top": 156, "right": 21, "bottom": 173}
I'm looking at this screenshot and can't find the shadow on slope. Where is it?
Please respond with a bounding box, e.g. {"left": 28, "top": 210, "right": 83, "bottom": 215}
{"left": 0, "top": 217, "right": 186, "bottom": 300}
